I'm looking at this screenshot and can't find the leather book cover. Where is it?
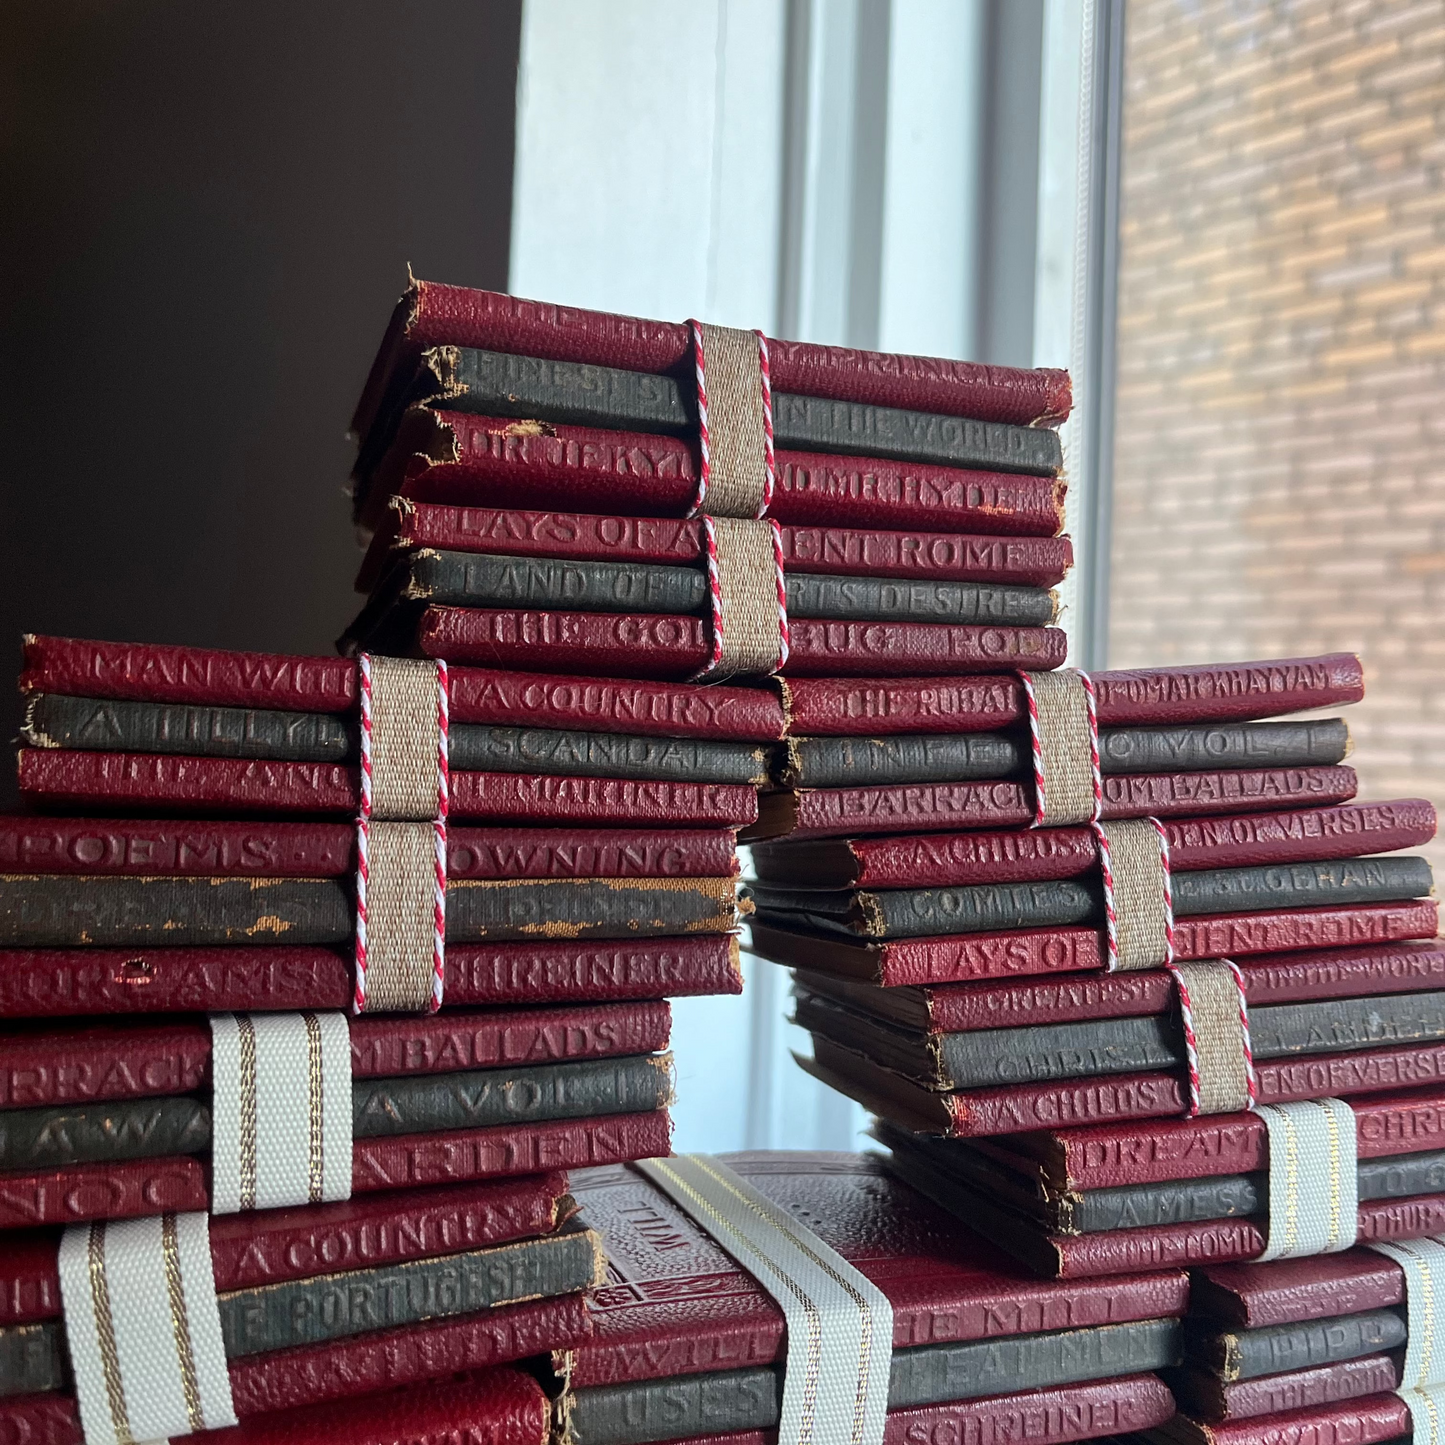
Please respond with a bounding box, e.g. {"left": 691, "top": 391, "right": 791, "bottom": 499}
{"left": 1142, "top": 1386, "right": 1408, "bottom": 1445}
{"left": 753, "top": 800, "right": 1439, "bottom": 890}
{"left": 0, "top": 1002, "right": 671, "bottom": 1109}
{"left": 568, "top": 1152, "right": 1186, "bottom": 1390}
{"left": 349, "top": 277, "right": 1071, "bottom": 445}
{"left": 3, "top": 1173, "right": 576, "bottom": 1324}
{"left": 1190, "top": 1253, "right": 1406, "bottom": 1331}
{"left": 0, "top": 935, "right": 740, "bottom": 1018}
{"left": 746, "top": 899, "right": 1438, "bottom": 988}
{"left": 802, "top": 940, "right": 1445, "bottom": 1034}
{"left": 1167, "top": 1355, "right": 1398, "bottom": 1425}
{"left": 779, "top": 655, "right": 1366, "bottom": 736}
{"left": 1186, "top": 1307, "right": 1403, "bottom": 1382}
{"left": 0, "top": 1156, "right": 210, "bottom": 1231}
{"left": 18, "top": 751, "right": 760, "bottom": 826}
{"left": 742, "top": 767, "right": 1363, "bottom": 841}
{"left": 359, "top": 497, "right": 1074, "bottom": 593}
{"left": 409, "top": 604, "right": 1068, "bottom": 678}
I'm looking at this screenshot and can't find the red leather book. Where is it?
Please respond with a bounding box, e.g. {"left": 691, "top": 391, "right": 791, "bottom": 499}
{"left": 20, "top": 637, "right": 785, "bottom": 741}
{"left": 827, "top": 941, "right": 1445, "bottom": 1032}
{"left": 780, "top": 654, "right": 1366, "bottom": 735}
{"left": 979, "top": 1083, "right": 1445, "bottom": 1191}
{"left": 350, "top": 1109, "right": 672, "bottom": 1194}
{"left": 2, "top": 1173, "right": 574, "bottom": 1324}
{"left": 753, "top": 801, "right": 1438, "bottom": 889}
{"left": 1174, "top": 1356, "right": 1398, "bottom": 1425}
{"left": 806, "top": 1033, "right": 1445, "bottom": 1138}
{"left": 569, "top": 1152, "right": 1185, "bottom": 1389}
{"left": 744, "top": 767, "right": 1362, "bottom": 840}
{"left": 413, "top": 606, "right": 1068, "bottom": 678}
{"left": 1190, "top": 1251, "right": 1408, "bottom": 1330}
{"left": 1150, "top": 1390, "right": 1410, "bottom": 1445}
{"left": 358, "top": 497, "right": 1075, "bottom": 593}
{"left": 0, "top": 935, "right": 741, "bottom": 1017}
{"left": 18, "top": 751, "right": 760, "bottom": 826}
{"left": 748, "top": 899, "right": 1437, "bottom": 988}
{"left": 0, "top": 1111, "right": 668, "bottom": 1228}
{"left": 350, "top": 276, "right": 1072, "bottom": 440}
{"left": 0, "top": 1002, "right": 671, "bottom": 1107}
{"left": 0, "top": 816, "right": 737, "bottom": 880}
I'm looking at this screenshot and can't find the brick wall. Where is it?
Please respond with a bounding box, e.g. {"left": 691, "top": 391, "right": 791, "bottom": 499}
{"left": 1109, "top": 0, "right": 1445, "bottom": 873}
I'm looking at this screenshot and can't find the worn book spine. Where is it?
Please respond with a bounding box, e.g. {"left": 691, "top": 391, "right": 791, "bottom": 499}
{"left": 783, "top": 619, "right": 1066, "bottom": 676}
{"left": 1071, "top": 1174, "right": 1261, "bottom": 1233}
{"left": 1171, "top": 899, "right": 1438, "bottom": 963}
{"left": 786, "top": 574, "right": 1057, "bottom": 625}
{"left": 778, "top": 655, "right": 1366, "bottom": 735}
{"left": 446, "top": 878, "right": 739, "bottom": 941}
{"left": 225, "top": 1293, "right": 592, "bottom": 1416}
{"left": 348, "top": 1001, "right": 672, "bottom": 1077}
{"left": 0, "top": 1322, "right": 64, "bottom": 1396}
{"left": 1170, "top": 1356, "right": 1399, "bottom": 1425}
{"left": 448, "top": 666, "right": 787, "bottom": 742}
{"left": 0, "top": 1096, "right": 211, "bottom": 1169}
{"left": 22, "top": 694, "right": 353, "bottom": 764}
{"left": 0, "top": 874, "right": 352, "bottom": 948}
{"left": 446, "top": 827, "right": 738, "bottom": 880}
{"left": 448, "top": 725, "right": 768, "bottom": 785}
{"left": 352, "top": 1054, "right": 672, "bottom": 1139}
{"left": 0, "top": 1156, "right": 210, "bottom": 1231}
{"left": 1172, "top": 856, "right": 1432, "bottom": 917}
{"left": 886, "top": 1317, "right": 1180, "bottom": 1409}
{"left": 1193, "top": 1309, "right": 1406, "bottom": 1382}
{"left": 570, "top": 1367, "right": 779, "bottom": 1445}
{"left": 350, "top": 1109, "right": 671, "bottom": 1194}
{"left": 0, "top": 1022, "right": 210, "bottom": 1106}
{"left": 451, "top": 771, "right": 759, "bottom": 827}
{"left": 1189, "top": 1255, "right": 1407, "bottom": 1332}
{"left": 0, "top": 817, "right": 356, "bottom": 878}
{"left": 0, "top": 1394, "right": 82, "bottom": 1445}
{"left": 1152, "top": 1393, "right": 1411, "bottom": 1445}
{"left": 1100, "top": 720, "right": 1350, "bottom": 774}
{"left": 780, "top": 733, "right": 1024, "bottom": 788}
{"left": 20, "top": 635, "right": 358, "bottom": 711}
{"left": 375, "top": 499, "right": 1075, "bottom": 588}
{"left": 18, "top": 749, "right": 361, "bottom": 815}
{"left": 218, "top": 1227, "right": 601, "bottom": 1358}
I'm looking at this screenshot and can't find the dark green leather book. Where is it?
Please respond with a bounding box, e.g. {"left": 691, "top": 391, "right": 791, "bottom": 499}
{"left": 352, "top": 1053, "right": 671, "bottom": 1137}
{"left": 435, "top": 346, "right": 1065, "bottom": 476}
{"left": 0, "top": 875, "right": 740, "bottom": 947}
{"left": 218, "top": 1224, "right": 602, "bottom": 1356}
{"left": 1186, "top": 1309, "right": 1406, "bottom": 1382}
{"left": 798, "top": 984, "right": 1445, "bottom": 1090}
{"left": 567, "top": 1318, "right": 1179, "bottom": 1445}
{"left": 784, "top": 574, "right": 1056, "bottom": 625}
{"left": 750, "top": 855, "right": 1433, "bottom": 941}
{"left": 778, "top": 719, "right": 1349, "bottom": 789}
{"left": 0, "top": 1096, "right": 211, "bottom": 1169}
{"left": 448, "top": 724, "right": 769, "bottom": 785}
{"left": 22, "top": 693, "right": 353, "bottom": 762}
{"left": 0, "top": 1322, "right": 65, "bottom": 1398}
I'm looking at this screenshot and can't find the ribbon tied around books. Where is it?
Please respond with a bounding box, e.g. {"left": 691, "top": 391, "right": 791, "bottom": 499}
{"left": 58, "top": 1211, "right": 237, "bottom": 1445}
{"left": 685, "top": 322, "right": 790, "bottom": 681}
{"left": 1256, "top": 1097, "right": 1358, "bottom": 1260}
{"left": 1367, "top": 1237, "right": 1445, "bottom": 1445}
{"left": 353, "top": 654, "right": 450, "bottom": 1013}
{"left": 208, "top": 1011, "right": 353, "bottom": 1213}
{"left": 637, "top": 1153, "right": 892, "bottom": 1445}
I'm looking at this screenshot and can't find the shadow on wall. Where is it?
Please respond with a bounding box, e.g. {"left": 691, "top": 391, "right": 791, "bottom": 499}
{"left": 0, "top": 2, "right": 522, "bottom": 805}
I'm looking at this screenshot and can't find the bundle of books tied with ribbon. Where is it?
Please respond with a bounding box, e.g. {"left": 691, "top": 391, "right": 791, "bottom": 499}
{"left": 746, "top": 653, "right": 1445, "bottom": 1277}
{"left": 562, "top": 1150, "right": 1187, "bottom": 1445}
{"left": 1140, "top": 1239, "right": 1445, "bottom": 1445}
{"left": 341, "top": 273, "right": 1072, "bottom": 683}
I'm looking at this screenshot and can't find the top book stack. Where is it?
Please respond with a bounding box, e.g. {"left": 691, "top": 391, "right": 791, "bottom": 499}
{"left": 344, "top": 276, "right": 1072, "bottom": 680}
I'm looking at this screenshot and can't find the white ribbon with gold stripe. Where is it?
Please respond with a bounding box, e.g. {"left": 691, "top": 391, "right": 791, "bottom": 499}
{"left": 1368, "top": 1237, "right": 1445, "bottom": 1391}
{"left": 1256, "top": 1098, "right": 1358, "bottom": 1261}
{"left": 209, "top": 1012, "right": 352, "bottom": 1214}
{"left": 1404, "top": 1385, "right": 1445, "bottom": 1445}
{"left": 636, "top": 1154, "right": 891, "bottom": 1445}
{"left": 57, "top": 1212, "right": 236, "bottom": 1445}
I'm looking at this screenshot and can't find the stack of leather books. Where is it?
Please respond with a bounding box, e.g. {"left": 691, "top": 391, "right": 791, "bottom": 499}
{"left": 564, "top": 1151, "right": 1186, "bottom": 1445}
{"left": 342, "top": 274, "right": 1071, "bottom": 681}
{"left": 1144, "top": 1245, "right": 1445, "bottom": 1445}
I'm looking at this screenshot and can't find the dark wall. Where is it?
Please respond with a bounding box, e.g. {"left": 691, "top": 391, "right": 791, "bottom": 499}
{"left": 0, "top": 1, "right": 521, "bottom": 802}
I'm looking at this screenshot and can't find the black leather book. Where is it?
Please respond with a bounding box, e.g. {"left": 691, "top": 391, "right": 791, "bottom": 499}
{"left": 430, "top": 346, "right": 1065, "bottom": 476}
{"left": 748, "top": 855, "right": 1434, "bottom": 941}
{"left": 0, "top": 1095, "right": 212, "bottom": 1169}
{"left": 567, "top": 1317, "right": 1179, "bottom": 1445}
{"left": 797, "top": 984, "right": 1445, "bottom": 1090}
